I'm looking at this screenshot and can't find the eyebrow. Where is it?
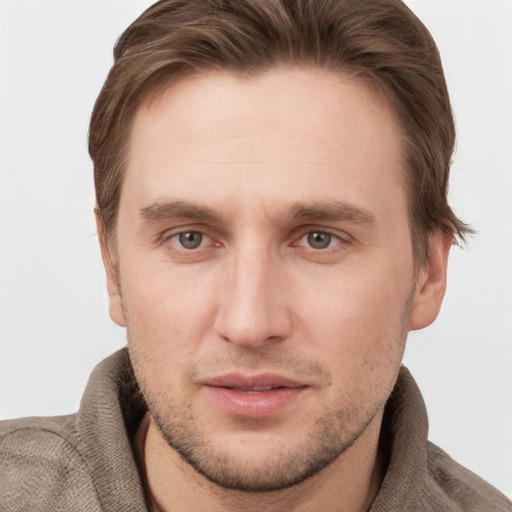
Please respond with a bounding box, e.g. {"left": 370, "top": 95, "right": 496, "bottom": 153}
{"left": 139, "top": 201, "right": 227, "bottom": 224}
{"left": 139, "top": 199, "right": 376, "bottom": 227}
{"left": 287, "top": 201, "right": 377, "bottom": 226}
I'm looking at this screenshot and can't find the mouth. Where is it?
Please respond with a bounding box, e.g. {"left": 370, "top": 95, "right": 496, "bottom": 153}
{"left": 231, "top": 386, "right": 284, "bottom": 393}
{"left": 203, "top": 374, "right": 308, "bottom": 418}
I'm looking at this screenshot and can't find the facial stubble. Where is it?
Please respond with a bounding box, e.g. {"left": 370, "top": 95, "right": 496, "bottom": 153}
{"left": 125, "top": 288, "right": 414, "bottom": 493}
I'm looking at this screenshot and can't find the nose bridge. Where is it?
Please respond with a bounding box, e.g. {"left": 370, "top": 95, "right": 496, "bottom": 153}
{"left": 214, "top": 241, "right": 291, "bottom": 348}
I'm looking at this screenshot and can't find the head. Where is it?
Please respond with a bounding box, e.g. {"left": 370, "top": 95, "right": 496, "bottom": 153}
{"left": 90, "top": 0, "right": 470, "bottom": 266}
{"left": 90, "top": 0, "right": 468, "bottom": 493}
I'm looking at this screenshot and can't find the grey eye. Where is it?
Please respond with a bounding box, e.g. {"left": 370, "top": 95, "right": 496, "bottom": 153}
{"left": 307, "top": 232, "right": 332, "bottom": 249}
{"left": 179, "top": 232, "right": 203, "bottom": 249}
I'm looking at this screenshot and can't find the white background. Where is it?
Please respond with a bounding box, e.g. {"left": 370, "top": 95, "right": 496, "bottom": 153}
{"left": 0, "top": 0, "right": 511, "bottom": 499}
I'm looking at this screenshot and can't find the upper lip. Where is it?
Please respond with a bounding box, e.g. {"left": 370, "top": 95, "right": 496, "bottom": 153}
{"left": 203, "top": 373, "right": 305, "bottom": 390}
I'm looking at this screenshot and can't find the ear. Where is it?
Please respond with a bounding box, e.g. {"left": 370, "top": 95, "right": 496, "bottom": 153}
{"left": 95, "top": 208, "right": 127, "bottom": 327}
{"left": 409, "top": 231, "right": 453, "bottom": 331}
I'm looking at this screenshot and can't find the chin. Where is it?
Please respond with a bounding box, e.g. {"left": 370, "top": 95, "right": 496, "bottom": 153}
{"left": 146, "top": 390, "right": 383, "bottom": 493}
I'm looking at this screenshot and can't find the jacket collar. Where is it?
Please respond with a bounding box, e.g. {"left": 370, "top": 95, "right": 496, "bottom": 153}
{"left": 76, "top": 349, "right": 429, "bottom": 511}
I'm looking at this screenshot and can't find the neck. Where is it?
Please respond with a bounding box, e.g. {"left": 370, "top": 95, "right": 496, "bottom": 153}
{"left": 135, "top": 412, "right": 384, "bottom": 512}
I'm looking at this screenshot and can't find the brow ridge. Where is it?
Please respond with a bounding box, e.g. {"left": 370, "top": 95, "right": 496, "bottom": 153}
{"left": 287, "top": 201, "right": 376, "bottom": 225}
{"left": 139, "top": 199, "right": 376, "bottom": 227}
{"left": 139, "top": 201, "right": 223, "bottom": 223}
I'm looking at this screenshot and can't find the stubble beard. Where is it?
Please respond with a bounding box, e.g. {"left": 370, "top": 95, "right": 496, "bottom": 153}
{"left": 125, "top": 290, "right": 413, "bottom": 493}
{"left": 148, "top": 387, "right": 384, "bottom": 492}
{"left": 129, "top": 345, "right": 405, "bottom": 493}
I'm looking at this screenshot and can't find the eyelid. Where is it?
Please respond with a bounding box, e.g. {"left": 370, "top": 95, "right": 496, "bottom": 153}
{"left": 292, "top": 226, "right": 351, "bottom": 246}
{"left": 158, "top": 224, "right": 218, "bottom": 248}
{"left": 297, "top": 233, "right": 340, "bottom": 250}
{"left": 156, "top": 224, "right": 351, "bottom": 251}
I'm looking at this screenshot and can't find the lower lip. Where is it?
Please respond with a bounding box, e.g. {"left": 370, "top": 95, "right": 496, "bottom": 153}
{"left": 205, "top": 386, "right": 306, "bottom": 418}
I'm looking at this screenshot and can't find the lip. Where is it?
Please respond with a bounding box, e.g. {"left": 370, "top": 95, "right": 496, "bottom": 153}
{"left": 203, "top": 373, "right": 307, "bottom": 419}
{"left": 205, "top": 373, "right": 304, "bottom": 389}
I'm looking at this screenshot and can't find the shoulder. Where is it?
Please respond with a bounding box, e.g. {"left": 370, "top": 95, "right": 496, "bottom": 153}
{"left": 0, "top": 415, "right": 102, "bottom": 511}
{"left": 422, "top": 441, "right": 511, "bottom": 511}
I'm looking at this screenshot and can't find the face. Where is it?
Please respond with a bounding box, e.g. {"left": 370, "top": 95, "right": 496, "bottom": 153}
{"left": 102, "top": 68, "right": 447, "bottom": 492}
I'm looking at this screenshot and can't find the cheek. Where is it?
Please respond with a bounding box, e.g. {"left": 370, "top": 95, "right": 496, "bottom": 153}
{"left": 123, "top": 273, "right": 205, "bottom": 406}
{"left": 120, "top": 260, "right": 220, "bottom": 365}
{"left": 293, "top": 264, "right": 412, "bottom": 382}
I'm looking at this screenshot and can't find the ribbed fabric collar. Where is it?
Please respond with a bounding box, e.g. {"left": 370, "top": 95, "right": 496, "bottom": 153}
{"left": 370, "top": 366, "right": 429, "bottom": 510}
{"left": 75, "top": 348, "right": 430, "bottom": 511}
{"left": 75, "top": 349, "right": 148, "bottom": 511}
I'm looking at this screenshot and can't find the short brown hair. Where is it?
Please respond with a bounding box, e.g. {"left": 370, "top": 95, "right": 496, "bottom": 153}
{"left": 89, "top": 0, "right": 471, "bottom": 263}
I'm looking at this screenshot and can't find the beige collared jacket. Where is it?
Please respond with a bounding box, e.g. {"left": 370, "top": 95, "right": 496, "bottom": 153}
{"left": 1, "top": 349, "right": 510, "bottom": 511}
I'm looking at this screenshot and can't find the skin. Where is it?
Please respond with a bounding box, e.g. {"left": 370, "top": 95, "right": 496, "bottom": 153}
{"left": 98, "top": 67, "right": 451, "bottom": 511}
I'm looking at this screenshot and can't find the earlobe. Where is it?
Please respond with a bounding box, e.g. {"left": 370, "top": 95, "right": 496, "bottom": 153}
{"left": 409, "top": 231, "right": 453, "bottom": 331}
{"left": 94, "top": 208, "right": 127, "bottom": 328}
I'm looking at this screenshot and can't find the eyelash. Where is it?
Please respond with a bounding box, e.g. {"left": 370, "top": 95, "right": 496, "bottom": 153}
{"left": 159, "top": 226, "right": 348, "bottom": 252}
{"left": 294, "top": 230, "right": 343, "bottom": 250}
{"left": 159, "top": 227, "right": 217, "bottom": 249}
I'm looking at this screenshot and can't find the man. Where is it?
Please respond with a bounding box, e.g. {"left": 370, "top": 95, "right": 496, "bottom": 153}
{"left": 1, "top": 0, "right": 510, "bottom": 510}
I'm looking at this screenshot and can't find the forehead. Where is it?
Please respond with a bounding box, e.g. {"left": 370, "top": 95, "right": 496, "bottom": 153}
{"left": 123, "top": 67, "right": 406, "bottom": 224}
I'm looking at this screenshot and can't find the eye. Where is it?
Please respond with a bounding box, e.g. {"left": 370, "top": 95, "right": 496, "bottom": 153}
{"left": 299, "top": 231, "right": 341, "bottom": 249}
{"left": 171, "top": 231, "right": 208, "bottom": 250}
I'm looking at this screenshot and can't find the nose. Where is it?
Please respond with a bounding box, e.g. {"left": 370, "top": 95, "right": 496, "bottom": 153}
{"left": 213, "top": 247, "right": 292, "bottom": 349}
